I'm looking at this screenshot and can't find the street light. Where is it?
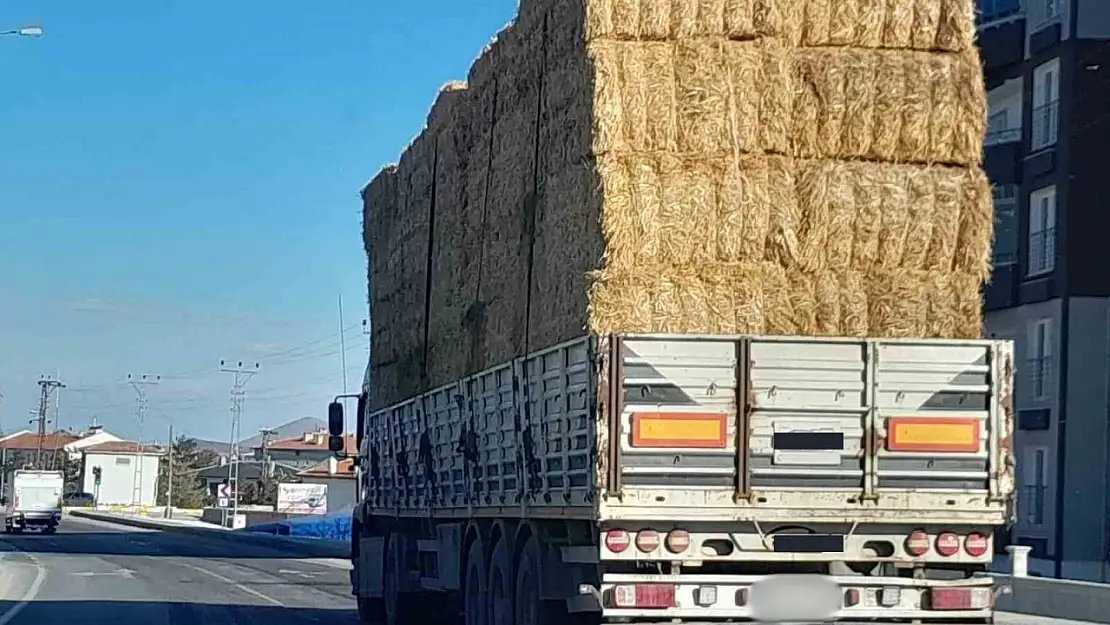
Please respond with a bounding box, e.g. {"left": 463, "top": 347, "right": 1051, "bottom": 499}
{"left": 1, "top": 25, "right": 43, "bottom": 38}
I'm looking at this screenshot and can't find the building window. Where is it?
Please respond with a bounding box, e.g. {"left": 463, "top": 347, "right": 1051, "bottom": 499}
{"left": 993, "top": 185, "right": 1018, "bottom": 266}
{"left": 1027, "top": 318, "right": 1053, "bottom": 401}
{"left": 978, "top": 0, "right": 1023, "bottom": 23}
{"left": 1031, "top": 60, "right": 1059, "bottom": 151}
{"left": 1027, "top": 186, "right": 1057, "bottom": 276}
{"left": 1021, "top": 446, "right": 1048, "bottom": 527}
{"left": 986, "top": 109, "right": 1020, "bottom": 146}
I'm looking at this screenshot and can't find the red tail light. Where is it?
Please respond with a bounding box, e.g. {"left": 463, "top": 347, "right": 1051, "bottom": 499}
{"left": 935, "top": 532, "right": 960, "bottom": 557}
{"left": 964, "top": 533, "right": 989, "bottom": 556}
{"left": 929, "top": 587, "right": 991, "bottom": 610}
{"left": 905, "top": 530, "right": 930, "bottom": 556}
{"left": 611, "top": 584, "right": 675, "bottom": 608}
{"left": 605, "top": 529, "right": 630, "bottom": 553}
{"left": 635, "top": 530, "right": 661, "bottom": 552}
{"left": 843, "top": 589, "right": 861, "bottom": 607}
{"left": 665, "top": 529, "right": 691, "bottom": 553}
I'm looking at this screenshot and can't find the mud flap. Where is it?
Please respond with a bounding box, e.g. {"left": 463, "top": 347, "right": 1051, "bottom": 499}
{"left": 359, "top": 536, "right": 386, "bottom": 598}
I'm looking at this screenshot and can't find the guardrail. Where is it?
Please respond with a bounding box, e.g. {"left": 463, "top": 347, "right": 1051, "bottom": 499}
{"left": 994, "top": 546, "right": 1110, "bottom": 623}
{"left": 69, "top": 509, "right": 350, "bottom": 560}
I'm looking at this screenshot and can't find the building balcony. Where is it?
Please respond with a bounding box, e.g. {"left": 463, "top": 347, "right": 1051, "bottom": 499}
{"left": 984, "top": 128, "right": 1024, "bottom": 184}
{"left": 977, "top": 2, "right": 1025, "bottom": 71}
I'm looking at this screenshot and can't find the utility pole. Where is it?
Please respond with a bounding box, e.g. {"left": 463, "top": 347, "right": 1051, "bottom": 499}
{"left": 164, "top": 423, "right": 174, "bottom": 518}
{"left": 259, "top": 428, "right": 277, "bottom": 479}
{"left": 34, "top": 377, "right": 65, "bottom": 468}
{"left": 221, "top": 360, "right": 258, "bottom": 528}
{"left": 127, "top": 374, "right": 159, "bottom": 510}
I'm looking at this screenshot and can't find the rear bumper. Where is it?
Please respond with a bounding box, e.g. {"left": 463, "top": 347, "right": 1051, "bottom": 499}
{"left": 6, "top": 511, "right": 61, "bottom": 526}
{"left": 589, "top": 574, "right": 996, "bottom": 621}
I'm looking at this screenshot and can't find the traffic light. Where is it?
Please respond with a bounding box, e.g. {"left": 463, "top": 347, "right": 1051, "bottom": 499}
{"left": 92, "top": 466, "right": 102, "bottom": 485}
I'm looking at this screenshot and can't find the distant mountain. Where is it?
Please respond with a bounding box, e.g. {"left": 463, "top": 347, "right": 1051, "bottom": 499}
{"left": 188, "top": 416, "right": 327, "bottom": 456}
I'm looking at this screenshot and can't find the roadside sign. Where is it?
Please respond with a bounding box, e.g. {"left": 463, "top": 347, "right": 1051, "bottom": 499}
{"left": 217, "top": 497, "right": 229, "bottom": 508}
{"left": 217, "top": 483, "right": 231, "bottom": 499}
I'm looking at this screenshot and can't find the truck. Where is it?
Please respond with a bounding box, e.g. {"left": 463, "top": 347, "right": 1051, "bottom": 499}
{"left": 3, "top": 469, "right": 64, "bottom": 534}
{"left": 326, "top": 333, "right": 1015, "bottom": 625}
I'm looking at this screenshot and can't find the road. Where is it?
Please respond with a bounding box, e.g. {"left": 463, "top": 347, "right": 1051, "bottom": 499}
{"left": 0, "top": 514, "right": 359, "bottom": 624}
{"left": 0, "top": 515, "right": 1100, "bottom": 625}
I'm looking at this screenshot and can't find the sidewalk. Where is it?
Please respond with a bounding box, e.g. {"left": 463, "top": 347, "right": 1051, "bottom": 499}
{"left": 69, "top": 509, "right": 351, "bottom": 559}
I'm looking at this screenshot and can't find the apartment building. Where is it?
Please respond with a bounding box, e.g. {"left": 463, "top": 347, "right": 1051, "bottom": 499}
{"left": 979, "top": 0, "right": 1110, "bottom": 581}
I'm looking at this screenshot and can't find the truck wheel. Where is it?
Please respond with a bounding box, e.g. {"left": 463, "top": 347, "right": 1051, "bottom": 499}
{"left": 464, "top": 539, "right": 488, "bottom": 625}
{"left": 384, "top": 533, "right": 423, "bottom": 625}
{"left": 487, "top": 537, "right": 513, "bottom": 625}
{"left": 515, "top": 535, "right": 560, "bottom": 625}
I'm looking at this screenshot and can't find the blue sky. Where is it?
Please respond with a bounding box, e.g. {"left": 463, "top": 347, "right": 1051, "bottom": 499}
{"left": 0, "top": 0, "right": 517, "bottom": 442}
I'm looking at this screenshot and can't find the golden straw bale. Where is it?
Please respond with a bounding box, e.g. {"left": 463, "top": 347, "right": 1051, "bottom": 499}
{"left": 792, "top": 48, "right": 985, "bottom": 166}
{"left": 792, "top": 160, "right": 993, "bottom": 279}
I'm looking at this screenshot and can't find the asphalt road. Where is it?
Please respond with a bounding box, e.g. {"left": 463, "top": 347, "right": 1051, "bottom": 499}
{"left": 0, "top": 514, "right": 359, "bottom": 624}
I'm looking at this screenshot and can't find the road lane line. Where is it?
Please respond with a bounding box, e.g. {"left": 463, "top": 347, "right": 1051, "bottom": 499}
{"left": 0, "top": 547, "right": 47, "bottom": 625}
{"left": 175, "top": 562, "right": 284, "bottom": 607}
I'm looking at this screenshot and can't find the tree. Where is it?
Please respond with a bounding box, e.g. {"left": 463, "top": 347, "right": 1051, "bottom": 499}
{"left": 156, "top": 436, "right": 219, "bottom": 509}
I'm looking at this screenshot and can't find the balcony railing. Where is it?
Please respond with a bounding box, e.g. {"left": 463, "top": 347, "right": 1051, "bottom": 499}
{"left": 985, "top": 127, "right": 1022, "bottom": 146}
{"left": 1026, "top": 355, "right": 1053, "bottom": 401}
{"left": 1031, "top": 101, "right": 1059, "bottom": 150}
{"left": 1028, "top": 227, "right": 1056, "bottom": 276}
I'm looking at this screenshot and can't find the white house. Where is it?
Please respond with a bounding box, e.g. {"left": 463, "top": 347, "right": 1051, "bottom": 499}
{"left": 254, "top": 431, "right": 356, "bottom": 470}
{"left": 81, "top": 441, "right": 164, "bottom": 507}
{"left": 297, "top": 457, "right": 356, "bottom": 512}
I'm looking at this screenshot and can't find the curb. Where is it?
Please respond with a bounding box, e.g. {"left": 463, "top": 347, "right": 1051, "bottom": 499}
{"left": 70, "top": 509, "right": 351, "bottom": 560}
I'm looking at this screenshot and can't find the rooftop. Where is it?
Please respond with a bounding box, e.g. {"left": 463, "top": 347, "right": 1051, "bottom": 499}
{"left": 298, "top": 457, "right": 355, "bottom": 480}
{"left": 264, "top": 431, "right": 356, "bottom": 453}
{"left": 83, "top": 441, "right": 165, "bottom": 455}
{"left": 0, "top": 432, "right": 80, "bottom": 451}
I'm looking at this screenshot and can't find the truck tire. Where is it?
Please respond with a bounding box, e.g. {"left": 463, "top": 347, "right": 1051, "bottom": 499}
{"left": 515, "top": 535, "right": 569, "bottom": 625}
{"left": 384, "top": 533, "right": 424, "bottom": 625}
{"left": 464, "top": 538, "right": 488, "bottom": 625}
{"left": 487, "top": 537, "right": 513, "bottom": 625}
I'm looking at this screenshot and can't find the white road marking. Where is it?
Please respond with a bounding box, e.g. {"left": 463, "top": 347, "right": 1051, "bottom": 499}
{"left": 299, "top": 558, "right": 352, "bottom": 570}
{"left": 175, "top": 562, "right": 284, "bottom": 607}
{"left": 0, "top": 546, "right": 47, "bottom": 625}
{"left": 72, "top": 568, "right": 136, "bottom": 579}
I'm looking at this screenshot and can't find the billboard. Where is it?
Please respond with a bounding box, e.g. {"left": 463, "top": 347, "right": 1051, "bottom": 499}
{"left": 276, "top": 483, "right": 328, "bottom": 515}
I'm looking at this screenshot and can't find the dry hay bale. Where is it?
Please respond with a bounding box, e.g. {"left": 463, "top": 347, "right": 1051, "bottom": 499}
{"left": 597, "top": 152, "right": 797, "bottom": 270}
{"left": 793, "top": 160, "right": 992, "bottom": 281}
{"left": 535, "top": 0, "right": 970, "bottom": 50}
{"left": 866, "top": 269, "right": 982, "bottom": 338}
{"left": 791, "top": 47, "right": 985, "bottom": 166}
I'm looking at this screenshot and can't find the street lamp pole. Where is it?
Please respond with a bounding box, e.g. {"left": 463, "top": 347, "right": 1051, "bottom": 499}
{"left": 1, "top": 25, "right": 43, "bottom": 38}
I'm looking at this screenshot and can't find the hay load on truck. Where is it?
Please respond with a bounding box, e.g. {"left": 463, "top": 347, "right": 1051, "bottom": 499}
{"left": 329, "top": 0, "right": 1015, "bottom": 623}
{"left": 3, "top": 469, "right": 64, "bottom": 534}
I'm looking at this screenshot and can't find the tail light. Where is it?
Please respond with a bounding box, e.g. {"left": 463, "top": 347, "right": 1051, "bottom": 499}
{"left": 964, "top": 533, "right": 989, "bottom": 557}
{"left": 665, "top": 529, "right": 691, "bottom": 553}
{"left": 843, "top": 589, "right": 861, "bottom": 607}
{"left": 929, "top": 587, "right": 991, "bottom": 610}
{"left": 935, "top": 532, "right": 960, "bottom": 557}
{"left": 735, "top": 588, "right": 749, "bottom": 606}
{"left": 605, "top": 529, "right": 630, "bottom": 553}
{"left": 905, "top": 530, "right": 929, "bottom": 556}
{"left": 635, "top": 530, "right": 660, "bottom": 552}
{"left": 611, "top": 584, "right": 675, "bottom": 609}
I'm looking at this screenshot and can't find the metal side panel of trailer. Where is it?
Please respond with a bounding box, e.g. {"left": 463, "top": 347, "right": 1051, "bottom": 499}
{"left": 360, "top": 333, "right": 1014, "bottom": 524}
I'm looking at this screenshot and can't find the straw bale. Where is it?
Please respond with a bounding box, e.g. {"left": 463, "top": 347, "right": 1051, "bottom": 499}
{"left": 791, "top": 47, "right": 985, "bottom": 166}
{"left": 471, "top": 25, "right": 545, "bottom": 369}
{"left": 364, "top": 166, "right": 400, "bottom": 411}
{"left": 537, "top": 0, "right": 971, "bottom": 51}
{"left": 426, "top": 86, "right": 482, "bottom": 389}
{"left": 589, "top": 263, "right": 982, "bottom": 338}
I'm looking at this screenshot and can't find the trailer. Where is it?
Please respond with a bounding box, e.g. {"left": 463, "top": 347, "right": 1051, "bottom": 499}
{"left": 326, "top": 332, "right": 1015, "bottom": 625}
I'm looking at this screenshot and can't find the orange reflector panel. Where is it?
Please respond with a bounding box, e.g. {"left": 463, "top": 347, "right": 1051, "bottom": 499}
{"left": 886, "top": 418, "right": 980, "bottom": 453}
{"left": 631, "top": 413, "right": 728, "bottom": 448}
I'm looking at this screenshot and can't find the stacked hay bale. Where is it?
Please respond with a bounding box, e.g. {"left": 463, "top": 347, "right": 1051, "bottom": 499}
{"left": 363, "top": 0, "right": 992, "bottom": 409}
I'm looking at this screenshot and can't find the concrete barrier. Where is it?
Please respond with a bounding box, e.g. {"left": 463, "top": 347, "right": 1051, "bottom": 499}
{"left": 69, "top": 509, "right": 350, "bottom": 560}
